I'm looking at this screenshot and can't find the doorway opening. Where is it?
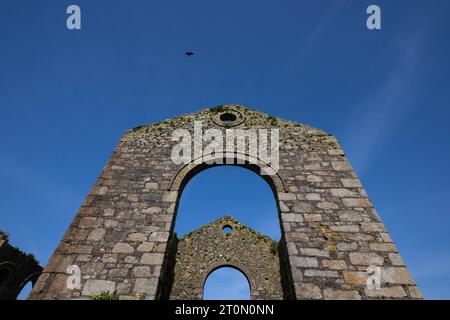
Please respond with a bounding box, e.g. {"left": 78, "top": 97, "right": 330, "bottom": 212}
{"left": 203, "top": 266, "right": 251, "bottom": 300}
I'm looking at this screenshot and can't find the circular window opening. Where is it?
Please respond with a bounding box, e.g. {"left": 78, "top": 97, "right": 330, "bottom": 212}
{"left": 219, "top": 113, "right": 237, "bottom": 124}
{"left": 211, "top": 108, "right": 245, "bottom": 127}
{"left": 223, "top": 225, "right": 233, "bottom": 234}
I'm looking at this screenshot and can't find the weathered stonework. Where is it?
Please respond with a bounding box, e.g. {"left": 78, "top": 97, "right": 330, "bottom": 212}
{"left": 168, "top": 216, "right": 283, "bottom": 300}
{"left": 0, "top": 231, "right": 42, "bottom": 299}
{"left": 28, "top": 105, "right": 422, "bottom": 300}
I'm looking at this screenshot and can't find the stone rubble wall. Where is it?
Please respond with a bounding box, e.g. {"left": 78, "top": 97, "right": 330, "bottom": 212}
{"left": 169, "top": 216, "right": 284, "bottom": 300}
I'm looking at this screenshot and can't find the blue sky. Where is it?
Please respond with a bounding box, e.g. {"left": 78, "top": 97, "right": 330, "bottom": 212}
{"left": 0, "top": 0, "right": 449, "bottom": 299}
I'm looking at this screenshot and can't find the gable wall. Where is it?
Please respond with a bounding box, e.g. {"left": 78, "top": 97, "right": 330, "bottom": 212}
{"left": 28, "top": 106, "right": 422, "bottom": 300}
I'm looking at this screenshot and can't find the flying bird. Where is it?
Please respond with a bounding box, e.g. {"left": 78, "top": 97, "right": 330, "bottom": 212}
{"left": 185, "top": 51, "right": 194, "bottom": 57}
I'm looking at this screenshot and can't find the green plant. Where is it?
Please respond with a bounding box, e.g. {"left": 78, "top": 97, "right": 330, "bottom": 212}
{"left": 132, "top": 125, "right": 145, "bottom": 132}
{"left": 26, "top": 252, "right": 38, "bottom": 262}
{"left": 267, "top": 116, "right": 278, "bottom": 125}
{"left": 0, "top": 230, "right": 9, "bottom": 240}
{"left": 91, "top": 291, "right": 119, "bottom": 300}
{"left": 209, "top": 105, "right": 226, "bottom": 113}
{"left": 269, "top": 241, "right": 278, "bottom": 255}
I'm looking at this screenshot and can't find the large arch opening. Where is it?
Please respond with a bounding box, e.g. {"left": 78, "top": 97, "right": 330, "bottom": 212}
{"left": 203, "top": 266, "right": 251, "bottom": 300}
{"left": 174, "top": 165, "right": 281, "bottom": 240}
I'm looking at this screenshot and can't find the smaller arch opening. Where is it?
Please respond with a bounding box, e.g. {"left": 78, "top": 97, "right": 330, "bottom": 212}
{"left": 203, "top": 266, "right": 250, "bottom": 300}
{"left": 222, "top": 225, "right": 233, "bottom": 234}
{"left": 219, "top": 112, "right": 237, "bottom": 123}
{"left": 17, "top": 281, "right": 33, "bottom": 300}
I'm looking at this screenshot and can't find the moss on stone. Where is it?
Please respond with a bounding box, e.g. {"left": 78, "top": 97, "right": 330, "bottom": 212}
{"left": 209, "top": 105, "right": 226, "bottom": 113}
{"left": 267, "top": 115, "right": 278, "bottom": 125}
{"left": 132, "top": 125, "right": 146, "bottom": 132}
{"left": 270, "top": 241, "right": 278, "bottom": 255}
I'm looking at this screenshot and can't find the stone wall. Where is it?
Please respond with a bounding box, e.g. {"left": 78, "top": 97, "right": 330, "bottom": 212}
{"left": 29, "top": 105, "right": 422, "bottom": 300}
{"left": 169, "top": 216, "right": 283, "bottom": 299}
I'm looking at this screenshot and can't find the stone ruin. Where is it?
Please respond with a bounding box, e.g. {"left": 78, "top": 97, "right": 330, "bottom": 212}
{"left": 0, "top": 230, "right": 42, "bottom": 299}
{"left": 27, "top": 105, "right": 422, "bottom": 300}
{"left": 168, "top": 216, "right": 284, "bottom": 300}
